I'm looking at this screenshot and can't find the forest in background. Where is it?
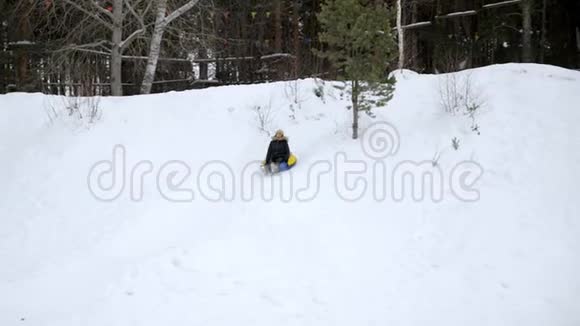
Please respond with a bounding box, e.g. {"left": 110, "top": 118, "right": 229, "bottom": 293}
{"left": 1, "top": 0, "right": 579, "bottom": 96}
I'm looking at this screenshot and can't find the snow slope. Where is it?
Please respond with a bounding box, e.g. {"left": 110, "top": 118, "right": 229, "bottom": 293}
{"left": 0, "top": 64, "right": 579, "bottom": 326}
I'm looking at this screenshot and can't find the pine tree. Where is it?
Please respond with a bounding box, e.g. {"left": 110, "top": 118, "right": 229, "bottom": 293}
{"left": 316, "top": 0, "right": 397, "bottom": 139}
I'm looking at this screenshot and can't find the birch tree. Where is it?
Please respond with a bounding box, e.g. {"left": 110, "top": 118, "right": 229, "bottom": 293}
{"left": 397, "top": 0, "right": 404, "bottom": 70}
{"left": 140, "top": 0, "right": 201, "bottom": 95}
{"left": 60, "top": 0, "right": 149, "bottom": 96}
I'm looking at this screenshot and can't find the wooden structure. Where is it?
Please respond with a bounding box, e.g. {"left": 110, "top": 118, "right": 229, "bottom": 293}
{"left": 399, "top": 0, "right": 524, "bottom": 72}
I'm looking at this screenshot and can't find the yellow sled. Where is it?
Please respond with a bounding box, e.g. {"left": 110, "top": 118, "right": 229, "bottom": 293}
{"left": 261, "top": 153, "right": 297, "bottom": 174}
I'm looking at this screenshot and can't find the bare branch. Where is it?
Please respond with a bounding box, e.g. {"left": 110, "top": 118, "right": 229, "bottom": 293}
{"left": 142, "top": 0, "right": 155, "bottom": 18}
{"left": 165, "top": 0, "right": 201, "bottom": 25}
{"left": 56, "top": 40, "right": 113, "bottom": 52}
{"left": 86, "top": 0, "right": 115, "bottom": 20}
{"left": 122, "top": 0, "right": 144, "bottom": 18}
{"left": 60, "top": 0, "right": 115, "bottom": 31}
{"left": 120, "top": 0, "right": 146, "bottom": 50}
{"left": 123, "top": 0, "right": 144, "bottom": 24}
{"left": 120, "top": 29, "right": 145, "bottom": 50}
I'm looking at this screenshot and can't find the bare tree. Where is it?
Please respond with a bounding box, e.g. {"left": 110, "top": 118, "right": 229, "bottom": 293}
{"left": 140, "top": 0, "right": 201, "bottom": 94}
{"left": 59, "top": 0, "right": 150, "bottom": 96}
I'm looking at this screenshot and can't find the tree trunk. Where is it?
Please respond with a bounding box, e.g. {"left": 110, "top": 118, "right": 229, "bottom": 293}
{"left": 521, "top": 0, "right": 534, "bottom": 63}
{"left": 397, "top": 0, "right": 404, "bottom": 70}
{"left": 577, "top": 27, "right": 580, "bottom": 67}
{"left": 110, "top": 45, "right": 123, "bottom": 96}
{"left": 141, "top": 0, "right": 168, "bottom": 95}
{"left": 239, "top": 5, "right": 249, "bottom": 82}
{"left": 65, "top": 57, "right": 73, "bottom": 95}
{"left": 274, "top": 0, "right": 282, "bottom": 53}
{"left": 292, "top": 0, "right": 301, "bottom": 78}
{"left": 15, "top": 1, "right": 33, "bottom": 92}
{"left": 408, "top": 1, "right": 418, "bottom": 70}
{"left": 16, "top": 48, "right": 29, "bottom": 91}
{"left": 539, "top": 0, "right": 547, "bottom": 63}
{"left": 352, "top": 80, "right": 359, "bottom": 140}
{"left": 273, "top": 0, "right": 283, "bottom": 79}
{"left": 110, "top": 0, "right": 124, "bottom": 96}
{"left": 141, "top": 0, "right": 200, "bottom": 94}
{"left": 198, "top": 47, "right": 208, "bottom": 80}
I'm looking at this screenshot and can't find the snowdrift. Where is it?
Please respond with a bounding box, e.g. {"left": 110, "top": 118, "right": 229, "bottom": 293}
{"left": 0, "top": 64, "right": 579, "bottom": 326}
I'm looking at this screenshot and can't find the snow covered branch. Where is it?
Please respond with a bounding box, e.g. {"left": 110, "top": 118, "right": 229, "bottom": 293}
{"left": 482, "top": 0, "right": 522, "bottom": 9}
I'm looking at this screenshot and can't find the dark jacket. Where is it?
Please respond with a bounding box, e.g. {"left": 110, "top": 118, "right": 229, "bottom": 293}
{"left": 265, "top": 139, "right": 290, "bottom": 164}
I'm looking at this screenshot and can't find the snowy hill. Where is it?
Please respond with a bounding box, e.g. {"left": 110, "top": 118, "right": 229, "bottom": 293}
{"left": 1, "top": 64, "right": 579, "bottom": 326}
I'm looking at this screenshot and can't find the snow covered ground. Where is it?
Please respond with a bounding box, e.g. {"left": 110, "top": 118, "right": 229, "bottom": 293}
{"left": 0, "top": 64, "right": 579, "bottom": 326}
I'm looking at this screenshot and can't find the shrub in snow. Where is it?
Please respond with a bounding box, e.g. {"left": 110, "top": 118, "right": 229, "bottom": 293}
{"left": 438, "top": 71, "right": 484, "bottom": 134}
{"left": 313, "top": 81, "right": 326, "bottom": 103}
{"left": 431, "top": 150, "right": 442, "bottom": 167}
{"left": 452, "top": 137, "right": 461, "bottom": 151}
{"left": 284, "top": 80, "right": 304, "bottom": 120}
{"left": 253, "top": 101, "right": 275, "bottom": 136}
{"left": 44, "top": 95, "right": 102, "bottom": 127}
